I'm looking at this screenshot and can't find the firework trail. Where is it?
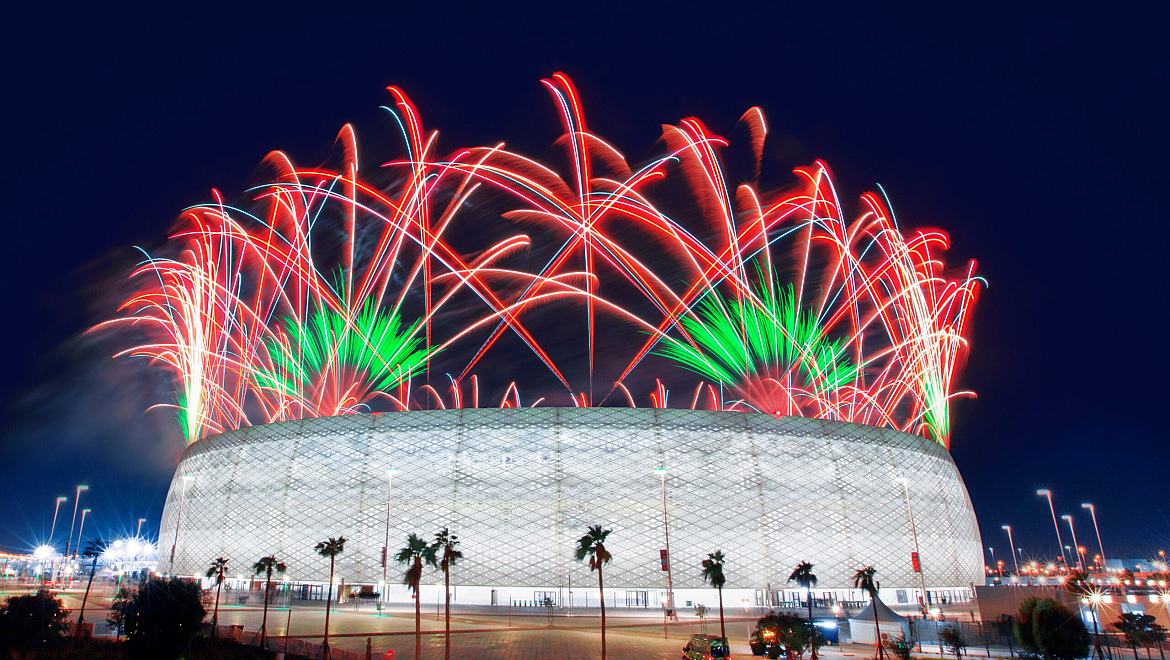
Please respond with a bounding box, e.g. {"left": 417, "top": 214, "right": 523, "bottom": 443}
{"left": 99, "top": 75, "right": 982, "bottom": 447}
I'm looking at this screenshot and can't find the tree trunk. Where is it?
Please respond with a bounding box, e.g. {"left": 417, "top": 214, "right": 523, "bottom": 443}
{"left": 76, "top": 555, "right": 98, "bottom": 634}
{"left": 415, "top": 559, "right": 422, "bottom": 660}
{"left": 324, "top": 556, "right": 335, "bottom": 660}
{"left": 808, "top": 586, "right": 818, "bottom": 660}
{"left": 213, "top": 579, "right": 222, "bottom": 635}
{"left": 718, "top": 586, "right": 726, "bottom": 644}
{"left": 872, "top": 591, "right": 884, "bottom": 660}
{"left": 444, "top": 564, "right": 451, "bottom": 660}
{"left": 260, "top": 571, "right": 271, "bottom": 649}
{"left": 599, "top": 564, "right": 607, "bottom": 660}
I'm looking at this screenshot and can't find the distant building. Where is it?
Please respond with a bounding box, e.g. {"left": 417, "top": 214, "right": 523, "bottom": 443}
{"left": 1105, "top": 558, "right": 1164, "bottom": 573}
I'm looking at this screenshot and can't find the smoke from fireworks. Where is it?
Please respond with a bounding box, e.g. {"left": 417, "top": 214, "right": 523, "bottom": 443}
{"left": 98, "top": 73, "right": 982, "bottom": 447}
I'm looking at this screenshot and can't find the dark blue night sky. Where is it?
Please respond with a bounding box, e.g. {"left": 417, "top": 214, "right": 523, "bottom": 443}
{"left": 0, "top": 2, "right": 1165, "bottom": 561}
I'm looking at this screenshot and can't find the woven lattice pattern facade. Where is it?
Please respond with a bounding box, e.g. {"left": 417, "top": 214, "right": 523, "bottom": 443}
{"left": 160, "top": 409, "right": 982, "bottom": 590}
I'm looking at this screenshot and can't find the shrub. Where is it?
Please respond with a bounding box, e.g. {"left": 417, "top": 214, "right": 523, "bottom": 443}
{"left": 939, "top": 626, "right": 968, "bottom": 659}
{"left": 753, "top": 611, "right": 825, "bottom": 659}
{"left": 1114, "top": 612, "right": 1167, "bottom": 656}
{"left": 113, "top": 576, "right": 207, "bottom": 658}
{"left": 891, "top": 634, "right": 913, "bottom": 660}
{"left": 0, "top": 589, "right": 69, "bottom": 650}
{"left": 1014, "top": 597, "right": 1091, "bottom": 660}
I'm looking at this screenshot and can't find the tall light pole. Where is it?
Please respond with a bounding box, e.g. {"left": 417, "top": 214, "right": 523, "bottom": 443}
{"left": 1081, "top": 503, "right": 1107, "bottom": 571}
{"left": 1085, "top": 589, "right": 1107, "bottom": 660}
{"left": 74, "top": 509, "right": 91, "bottom": 559}
{"left": 46, "top": 496, "right": 67, "bottom": 586}
{"left": 655, "top": 466, "right": 676, "bottom": 623}
{"left": 381, "top": 467, "right": 398, "bottom": 591}
{"left": 137, "top": 518, "right": 146, "bottom": 537}
{"left": 1001, "top": 526, "right": 1020, "bottom": 575}
{"left": 895, "top": 477, "right": 930, "bottom": 608}
{"left": 49, "top": 496, "right": 68, "bottom": 545}
{"left": 988, "top": 547, "right": 995, "bottom": 578}
{"left": 1061, "top": 515, "right": 1083, "bottom": 570}
{"left": 169, "top": 475, "right": 194, "bottom": 574}
{"left": 1036, "top": 489, "right": 1066, "bottom": 565}
{"left": 64, "top": 485, "right": 89, "bottom": 574}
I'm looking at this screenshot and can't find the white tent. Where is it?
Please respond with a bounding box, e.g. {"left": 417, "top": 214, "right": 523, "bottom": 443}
{"left": 848, "top": 599, "right": 909, "bottom": 645}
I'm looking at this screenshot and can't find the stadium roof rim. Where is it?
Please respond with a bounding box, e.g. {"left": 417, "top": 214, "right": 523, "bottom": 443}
{"left": 181, "top": 408, "right": 952, "bottom": 461}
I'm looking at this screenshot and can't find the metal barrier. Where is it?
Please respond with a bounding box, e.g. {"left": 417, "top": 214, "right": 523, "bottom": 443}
{"left": 909, "top": 619, "right": 1015, "bottom": 656}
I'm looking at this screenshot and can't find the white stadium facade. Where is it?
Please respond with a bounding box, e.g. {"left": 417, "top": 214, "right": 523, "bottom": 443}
{"left": 160, "top": 408, "right": 983, "bottom": 609}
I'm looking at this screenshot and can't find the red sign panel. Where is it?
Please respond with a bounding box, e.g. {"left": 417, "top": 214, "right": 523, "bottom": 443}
{"left": 660, "top": 549, "right": 670, "bottom": 571}
{"left": 911, "top": 551, "right": 921, "bottom": 573}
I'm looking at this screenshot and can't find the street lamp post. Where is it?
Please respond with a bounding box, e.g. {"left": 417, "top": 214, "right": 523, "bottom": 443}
{"left": 47, "top": 496, "right": 67, "bottom": 586}
{"left": 137, "top": 518, "right": 146, "bottom": 537}
{"left": 49, "top": 497, "right": 68, "bottom": 545}
{"left": 64, "top": 485, "right": 88, "bottom": 583}
{"left": 1061, "top": 515, "right": 1083, "bottom": 570}
{"left": 895, "top": 477, "right": 930, "bottom": 608}
{"left": 381, "top": 468, "right": 398, "bottom": 595}
{"left": 1036, "top": 489, "right": 1066, "bottom": 566}
{"left": 1081, "top": 503, "right": 1107, "bottom": 571}
{"left": 169, "top": 476, "right": 194, "bottom": 574}
{"left": 1002, "top": 526, "right": 1020, "bottom": 576}
{"left": 655, "top": 466, "right": 676, "bottom": 626}
{"left": 1085, "top": 590, "right": 1106, "bottom": 660}
{"left": 1159, "top": 593, "right": 1170, "bottom": 643}
{"left": 75, "top": 509, "right": 91, "bottom": 559}
{"left": 988, "top": 547, "right": 996, "bottom": 579}
{"left": 64, "top": 484, "right": 88, "bottom": 566}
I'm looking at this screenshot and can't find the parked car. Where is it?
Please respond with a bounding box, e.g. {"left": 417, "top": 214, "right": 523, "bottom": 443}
{"left": 685, "top": 633, "right": 732, "bottom": 659}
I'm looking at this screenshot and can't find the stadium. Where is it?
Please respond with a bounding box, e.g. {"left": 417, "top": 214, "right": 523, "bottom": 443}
{"left": 159, "top": 408, "right": 983, "bottom": 609}
{"left": 116, "top": 76, "right": 987, "bottom": 611}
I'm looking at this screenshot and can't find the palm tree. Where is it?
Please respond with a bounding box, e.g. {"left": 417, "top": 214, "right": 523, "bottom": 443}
{"left": 853, "top": 566, "right": 885, "bottom": 660}
{"left": 575, "top": 525, "right": 613, "bottom": 660}
{"left": 314, "top": 536, "right": 346, "bottom": 660}
{"left": 701, "top": 550, "right": 728, "bottom": 646}
{"left": 426, "top": 528, "right": 463, "bottom": 660}
{"left": 252, "top": 554, "right": 287, "bottom": 649}
{"left": 205, "top": 557, "right": 230, "bottom": 633}
{"left": 397, "top": 533, "right": 429, "bottom": 660}
{"left": 789, "top": 561, "right": 819, "bottom": 660}
{"left": 75, "top": 538, "right": 105, "bottom": 635}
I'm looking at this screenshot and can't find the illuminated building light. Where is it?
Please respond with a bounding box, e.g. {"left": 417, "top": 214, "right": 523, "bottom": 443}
{"left": 159, "top": 410, "right": 983, "bottom": 596}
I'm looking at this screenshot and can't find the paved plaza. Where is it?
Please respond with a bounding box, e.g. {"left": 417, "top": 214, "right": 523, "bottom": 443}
{"left": 2, "top": 581, "right": 1015, "bottom": 660}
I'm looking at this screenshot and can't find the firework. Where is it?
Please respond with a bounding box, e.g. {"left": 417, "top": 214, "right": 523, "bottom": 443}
{"left": 99, "top": 74, "right": 982, "bottom": 447}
